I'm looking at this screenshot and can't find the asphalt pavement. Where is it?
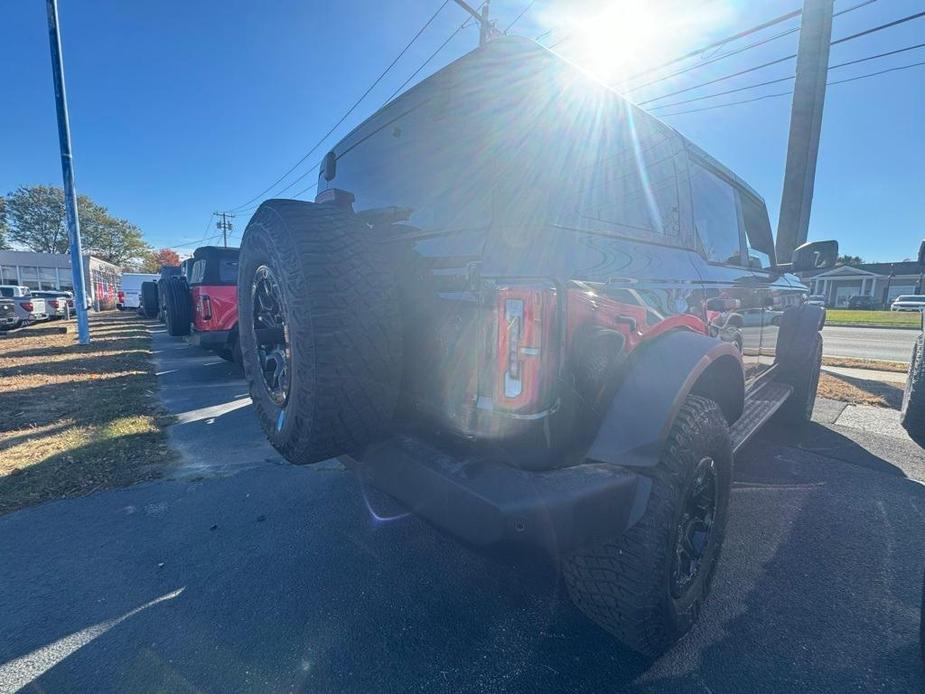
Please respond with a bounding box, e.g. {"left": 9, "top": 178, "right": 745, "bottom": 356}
{"left": 2, "top": 327, "right": 925, "bottom": 693}
{"left": 822, "top": 325, "right": 918, "bottom": 362}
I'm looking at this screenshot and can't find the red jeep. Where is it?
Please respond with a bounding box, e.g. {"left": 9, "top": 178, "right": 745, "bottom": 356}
{"left": 188, "top": 246, "right": 241, "bottom": 363}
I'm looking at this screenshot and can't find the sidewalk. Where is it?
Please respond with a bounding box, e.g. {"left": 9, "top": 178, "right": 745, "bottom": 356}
{"left": 821, "top": 364, "right": 907, "bottom": 384}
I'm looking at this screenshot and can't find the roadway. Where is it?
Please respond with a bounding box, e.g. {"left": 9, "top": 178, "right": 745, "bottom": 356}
{"left": 2, "top": 328, "right": 925, "bottom": 693}
{"left": 822, "top": 326, "right": 918, "bottom": 362}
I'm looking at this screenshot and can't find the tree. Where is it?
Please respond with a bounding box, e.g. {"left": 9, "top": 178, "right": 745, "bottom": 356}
{"left": 4, "top": 184, "right": 151, "bottom": 265}
{"left": 139, "top": 248, "right": 181, "bottom": 273}
{"left": 837, "top": 254, "right": 865, "bottom": 266}
{"left": 0, "top": 196, "right": 9, "bottom": 250}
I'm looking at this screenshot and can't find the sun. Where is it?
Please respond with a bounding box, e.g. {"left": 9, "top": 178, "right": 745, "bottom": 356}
{"left": 543, "top": 0, "right": 727, "bottom": 87}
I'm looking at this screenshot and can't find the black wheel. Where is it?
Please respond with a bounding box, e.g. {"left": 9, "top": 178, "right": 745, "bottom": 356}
{"left": 237, "top": 199, "right": 402, "bottom": 465}
{"left": 563, "top": 395, "right": 733, "bottom": 657}
{"left": 164, "top": 276, "right": 192, "bottom": 337}
{"left": 140, "top": 281, "right": 159, "bottom": 319}
{"left": 901, "top": 334, "right": 925, "bottom": 447}
{"left": 777, "top": 332, "right": 822, "bottom": 423}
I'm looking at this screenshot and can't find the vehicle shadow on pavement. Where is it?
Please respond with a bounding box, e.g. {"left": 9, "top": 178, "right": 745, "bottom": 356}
{"left": 3, "top": 419, "right": 925, "bottom": 693}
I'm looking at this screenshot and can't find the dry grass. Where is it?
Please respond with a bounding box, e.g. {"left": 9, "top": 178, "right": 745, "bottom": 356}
{"left": 822, "top": 356, "right": 910, "bottom": 373}
{"left": 817, "top": 372, "right": 902, "bottom": 409}
{"left": 0, "top": 312, "right": 174, "bottom": 515}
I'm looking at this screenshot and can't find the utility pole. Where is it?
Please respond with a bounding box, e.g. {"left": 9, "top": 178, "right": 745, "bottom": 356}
{"left": 776, "top": 0, "right": 834, "bottom": 264}
{"left": 215, "top": 212, "right": 234, "bottom": 248}
{"left": 46, "top": 0, "right": 90, "bottom": 344}
{"left": 452, "top": 0, "right": 498, "bottom": 46}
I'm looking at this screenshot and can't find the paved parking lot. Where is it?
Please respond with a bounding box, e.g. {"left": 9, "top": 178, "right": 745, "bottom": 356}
{"left": 2, "top": 327, "right": 925, "bottom": 693}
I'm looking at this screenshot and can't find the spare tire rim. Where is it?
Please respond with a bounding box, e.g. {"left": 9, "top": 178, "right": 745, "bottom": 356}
{"left": 251, "top": 265, "right": 290, "bottom": 407}
{"left": 671, "top": 456, "right": 717, "bottom": 599}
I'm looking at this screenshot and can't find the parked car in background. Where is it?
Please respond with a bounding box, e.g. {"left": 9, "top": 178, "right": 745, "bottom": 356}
{"left": 0, "top": 285, "right": 48, "bottom": 325}
{"left": 33, "top": 290, "right": 73, "bottom": 319}
{"left": 118, "top": 273, "right": 159, "bottom": 310}
{"left": 188, "top": 246, "right": 240, "bottom": 363}
{"left": 0, "top": 298, "right": 18, "bottom": 330}
{"left": 891, "top": 295, "right": 925, "bottom": 311}
{"left": 805, "top": 294, "right": 827, "bottom": 307}
{"left": 847, "top": 295, "right": 879, "bottom": 310}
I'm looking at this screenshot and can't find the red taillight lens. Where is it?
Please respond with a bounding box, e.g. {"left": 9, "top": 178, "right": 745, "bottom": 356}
{"left": 200, "top": 295, "right": 213, "bottom": 321}
{"left": 49, "top": 300, "right": 60, "bottom": 309}
{"left": 22, "top": 302, "right": 33, "bottom": 312}
{"left": 494, "top": 285, "right": 558, "bottom": 412}
{"left": 118, "top": 291, "right": 125, "bottom": 302}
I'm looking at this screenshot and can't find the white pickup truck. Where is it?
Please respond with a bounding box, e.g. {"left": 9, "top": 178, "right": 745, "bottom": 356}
{"left": 0, "top": 285, "right": 48, "bottom": 326}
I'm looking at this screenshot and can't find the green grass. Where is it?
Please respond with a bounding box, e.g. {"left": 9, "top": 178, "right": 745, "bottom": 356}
{"left": 825, "top": 309, "right": 921, "bottom": 329}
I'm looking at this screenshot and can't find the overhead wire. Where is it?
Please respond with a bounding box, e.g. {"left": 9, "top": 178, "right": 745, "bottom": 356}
{"left": 657, "top": 59, "right": 925, "bottom": 117}
{"left": 638, "top": 9, "right": 925, "bottom": 106}
{"left": 649, "top": 42, "right": 925, "bottom": 111}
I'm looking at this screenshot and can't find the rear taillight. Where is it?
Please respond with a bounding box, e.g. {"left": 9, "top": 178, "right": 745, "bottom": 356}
{"left": 49, "top": 300, "right": 60, "bottom": 309}
{"left": 493, "top": 285, "right": 558, "bottom": 412}
{"left": 118, "top": 291, "right": 125, "bottom": 302}
{"left": 22, "top": 302, "right": 33, "bottom": 312}
{"left": 200, "top": 295, "right": 213, "bottom": 321}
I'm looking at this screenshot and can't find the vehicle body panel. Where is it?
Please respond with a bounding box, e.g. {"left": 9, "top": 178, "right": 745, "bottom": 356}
{"left": 318, "top": 37, "right": 804, "bottom": 463}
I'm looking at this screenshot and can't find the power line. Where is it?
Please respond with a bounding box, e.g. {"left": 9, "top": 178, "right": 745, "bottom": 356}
{"left": 621, "top": 0, "right": 878, "bottom": 92}
{"left": 505, "top": 0, "right": 537, "bottom": 33}
{"left": 657, "top": 59, "right": 925, "bottom": 117}
{"left": 225, "top": 0, "right": 452, "bottom": 212}
{"left": 649, "top": 41, "right": 925, "bottom": 111}
{"left": 639, "top": 9, "right": 925, "bottom": 106}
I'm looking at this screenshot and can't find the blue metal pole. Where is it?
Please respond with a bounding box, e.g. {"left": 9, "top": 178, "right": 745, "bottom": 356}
{"left": 46, "top": 0, "right": 90, "bottom": 344}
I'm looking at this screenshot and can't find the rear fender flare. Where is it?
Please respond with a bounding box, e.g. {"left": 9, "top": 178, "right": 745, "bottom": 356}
{"left": 585, "top": 331, "right": 743, "bottom": 468}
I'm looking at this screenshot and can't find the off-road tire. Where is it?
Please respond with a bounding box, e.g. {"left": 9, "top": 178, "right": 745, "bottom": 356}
{"left": 141, "top": 281, "right": 159, "bottom": 319}
{"left": 901, "top": 334, "right": 925, "bottom": 447}
{"left": 563, "top": 395, "right": 733, "bottom": 657}
{"left": 237, "top": 199, "right": 402, "bottom": 465}
{"left": 164, "top": 276, "right": 192, "bottom": 337}
{"left": 776, "top": 332, "right": 822, "bottom": 423}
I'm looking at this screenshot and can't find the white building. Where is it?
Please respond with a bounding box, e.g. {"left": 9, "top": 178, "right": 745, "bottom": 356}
{"left": 799, "top": 261, "right": 924, "bottom": 308}
{"left": 0, "top": 250, "right": 122, "bottom": 309}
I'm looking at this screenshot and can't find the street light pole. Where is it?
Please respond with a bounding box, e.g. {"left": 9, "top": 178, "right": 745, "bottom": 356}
{"left": 46, "top": 0, "right": 90, "bottom": 344}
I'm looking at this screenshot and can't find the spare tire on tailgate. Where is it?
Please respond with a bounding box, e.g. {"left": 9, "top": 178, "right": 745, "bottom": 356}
{"left": 141, "top": 281, "right": 159, "bottom": 319}
{"left": 164, "top": 276, "right": 192, "bottom": 337}
{"left": 237, "top": 199, "right": 402, "bottom": 465}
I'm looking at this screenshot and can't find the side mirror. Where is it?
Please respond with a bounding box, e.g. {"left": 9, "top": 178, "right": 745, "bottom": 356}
{"left": 791, "top": 240, "right": 838, "bottom": 272}
{"left": 917, "top": 239, "right": 925, "bottom": 266}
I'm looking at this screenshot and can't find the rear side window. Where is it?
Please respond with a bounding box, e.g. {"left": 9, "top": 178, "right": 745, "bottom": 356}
{"left": 190, "top": 260, "right": 206, "bottom": 285}
{"left": 0, "top": 287, "right": 13, "bottom": 297}
{"left": 739, "top": 192, "right": 774, "bottom": 269}
{"left": 219, "top": 259, "right": 238, "bottom": 284}
{"left": 690, "top": 163, "right": 743, "bottom": 265}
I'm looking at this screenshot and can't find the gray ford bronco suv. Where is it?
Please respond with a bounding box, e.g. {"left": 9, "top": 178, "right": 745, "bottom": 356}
{"left": 237, "top": 37, "right": 837, "bottom": 656}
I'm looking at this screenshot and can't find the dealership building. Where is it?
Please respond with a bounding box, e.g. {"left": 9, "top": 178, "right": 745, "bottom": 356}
{"left": 799, "top": 261, "right": 924, "bottom": 308}
{"left": 0, "top": 249, "right": 122, "bottom": 309}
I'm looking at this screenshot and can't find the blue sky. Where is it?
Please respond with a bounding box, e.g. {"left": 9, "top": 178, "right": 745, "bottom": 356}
{"left": 1, "top": 0, "right": 923, "bottom": 261}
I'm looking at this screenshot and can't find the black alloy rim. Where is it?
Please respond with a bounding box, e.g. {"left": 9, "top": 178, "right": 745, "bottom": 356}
{"left": 251, "top": 265, "right": 291, "bottom": 407}
{"left": 670, "top": 456, "right": 718, "bottom": 599}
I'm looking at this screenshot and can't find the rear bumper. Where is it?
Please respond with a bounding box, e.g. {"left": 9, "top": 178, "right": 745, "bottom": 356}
{"left": 189, "top": 328, "right": 231, "bottom": 350}
{"left": 348, "top": 435, "right": 650, "bottom": 556}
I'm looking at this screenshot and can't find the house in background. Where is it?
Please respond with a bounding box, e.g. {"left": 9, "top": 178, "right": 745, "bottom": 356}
{"left": 798, "top": 261, "right": 924, "bottom": 308}
{"left": 0, "top": 250, "right": 121, "bottom": 309}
